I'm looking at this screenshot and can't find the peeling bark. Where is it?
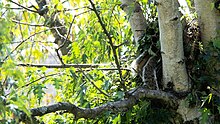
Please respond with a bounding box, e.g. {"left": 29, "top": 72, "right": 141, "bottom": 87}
{"left": 157, "top": 0, "right": 191, "bottom": 92}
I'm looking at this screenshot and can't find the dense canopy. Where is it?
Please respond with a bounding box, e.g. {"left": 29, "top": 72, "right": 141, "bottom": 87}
{"left": 0, "top": 0, "right": 220, "bottom": 123}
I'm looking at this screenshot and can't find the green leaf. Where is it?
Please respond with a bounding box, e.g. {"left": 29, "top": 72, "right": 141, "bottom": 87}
{"left": 213, "top": 38, "right": 220, "bottom": 49}
{"left": 52, "top": 78, "right": 63, "bottom": 89}
{"left": 200, "top": 108, "right": 210, "bottom": 124}
{"left": 112, "top": 114, "right": 121, "bottom": 124}
{"left": 33, "top": 84, "right": 46, "bottom": 103}
{"left": 57, "top": 3, "right": 63, "bottom": 10}
{"left": 114, "top": 91, "right": 124, "bottom": 100}
{"left": 82, "top": 53, "right": 88, "bottom": 63}
{"left": 11, "top": 99, "right": 31, "bottom": 118}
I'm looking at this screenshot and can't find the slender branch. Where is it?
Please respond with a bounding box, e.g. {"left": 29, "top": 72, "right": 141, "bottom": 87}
{"left": 55, "top": 49, "right": 65, "bottom": 65}
{"left": 17, "top": 63, "right": 109, "bottom": 68}
{"left": 88, "top": 0, "right": 125, "bottom": 90}
{"left": 12, "top": 19, "right": 45, "bottom": 26}
{"left": 21, "top": 73, "right": 61, "bottom": 88}
{"left": 57, "top": 13, "right": 75, "bottom": 50}
{"left": 3, "top": 26, "right": 64, "bottom": 61}
{"left": 79, "top": 68, "right": 131, "bottom": 71}
{"left": 78, "top": 66, "right": 110, "bottom": 97}
{"left": 55, "top": 11, "right": 77, "bottom": 64}
{"left": 55, "top": 10, "right": 91, "bottom": 55}
{"left": 3, "top": 29, "right": 49, "bottom": 61}
{"left": 55, "top": 10, "right": 91, "bottom": 51}
{"left": 0, "top": 62, "right": 131, "bottom": 71}
{"left": 9, "top": 0, "right": 39, "bottom": 13}
{"left": 19, "top": 87, "right": 177, "bottom": 122}
{"left": 154, "top": 68, "right": 160, "bottom": 90}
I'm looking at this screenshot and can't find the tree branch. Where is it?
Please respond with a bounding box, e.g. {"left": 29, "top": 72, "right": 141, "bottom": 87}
{"left": 21, "top": 73, "right": 61, "bottom": 88}
{"left": 78, "top": 66, "right": 110, "bottom": 97}
{"left": 9, "top": 63, "right": 107, "bottom": 68}
{"left": 0, "top": 62, "right": 131, "bottom": 71}
{"left": 20, "top": 87, "right": 177, "bottom": 122}
{"left": 88, "top": 0, "right": 125, "bottom": 90}
{"left": 3, "top": 26, "right": 64, "bottom": 61}
{"left": 12, "top": 19, "right": 45, "bottom": 27}
{"left": 9, "top": 0, "right": 39, "bottom": 13}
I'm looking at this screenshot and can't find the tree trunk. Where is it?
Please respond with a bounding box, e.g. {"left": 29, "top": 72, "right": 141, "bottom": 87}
{"left": 194, "top": 0, "right": 220, "bottom": 81}
{"left": 157, "top": 0, "right": 191, "bottom": 93}
{"left": 120, "top": 0, "right": 147, "bottom": 43}
{"left": 194, "top": 0, "right": 220, "bottom": 45}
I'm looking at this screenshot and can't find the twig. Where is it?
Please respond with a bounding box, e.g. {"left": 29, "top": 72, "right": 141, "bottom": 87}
{"left": 88, "top": 0, "right": 125, "bottom": 90}
{"left": 55, "top": 11, "right": 76, "bottom": 64}
{"left": 0, "top": 62, "right": 115, "bottom": 68}
{"left": 77, "top": 64, "right": 110, "bottom": 97}
{"left": 3, "top": 26, "right": 64, "bottom": 61}
{"left": 17, "top": 63, "right": 109, "bottom": 68}
{"left": 142, "top": 56, "right": 154, "bottom": 83}
{"left": 57, "top": 10, "right": 90, "bottom": 51}
{"left": 0, "top": 61, "right": 131, "bottom": 70}
{"left": 9, "top": 0, "right": 38, "bottom": 13}
{"left": 12, "top": 19, "right": 45, "bottom": 26}
{"left": 76, "top": 68, "right": 131, "bottom": 71}
{"left": 56, "top": 10, "right": 91, "bottom": 55}
{"left": 3, "top": 29, "right": 49, "bottom": 61}
{"left": 20, "top": 73, "right": 61, "bottom": 88}
{"left": 55, "top": 49, "right": 65, "bottom": 65}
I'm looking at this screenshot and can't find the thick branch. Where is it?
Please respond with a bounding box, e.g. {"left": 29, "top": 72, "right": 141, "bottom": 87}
{"left": 20, "top": 88, "right": 177, "bottom": 121}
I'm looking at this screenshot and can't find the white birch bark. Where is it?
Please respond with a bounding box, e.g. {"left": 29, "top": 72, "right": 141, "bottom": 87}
{"left": 194, "top": 0, "right": 220, "bottom": 82}
{"left": 120, "top": 0, "right": 147, "bottom": 42}
{"left": 121, "top": 0, "right": 149, "bottom": 75}
{"left": 194, "top": 0, "right": 220, "bottom": 45}
{"left": 157, "top": 0, "right": 190, "bottom": 92}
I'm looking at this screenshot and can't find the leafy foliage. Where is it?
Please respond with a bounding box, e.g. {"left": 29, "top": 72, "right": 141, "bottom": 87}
{"left": 0, "top": 0, "right": 135, "bottom": 123}
{"left": 0, "top": 0, "right": 220, "bottom": 123}
{"left": 183, "top": 19, "right": 220, "bottom": 123}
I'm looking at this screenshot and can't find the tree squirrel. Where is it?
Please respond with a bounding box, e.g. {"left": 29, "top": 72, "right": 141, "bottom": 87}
{"left": 130, "top": 50, "right": 152, "bottom": 76}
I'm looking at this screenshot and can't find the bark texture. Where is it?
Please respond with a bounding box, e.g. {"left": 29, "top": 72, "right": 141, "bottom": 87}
{"left": 194, "top": 0, "right": 220, "bottom": 81}
{"left": 157, "top": 0, "right": 190, "bottom": 92}
{"left": 120, "top": 0, "right": 147, "bottom": 42}
{"left": 20, "top": 87, "right": 177, "bottom": 122}
{"left": 194, "top": 0, "right": 220, "bottom": 45}
{"left": 36, "top": 0, "right": 71, "bottom": 55}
